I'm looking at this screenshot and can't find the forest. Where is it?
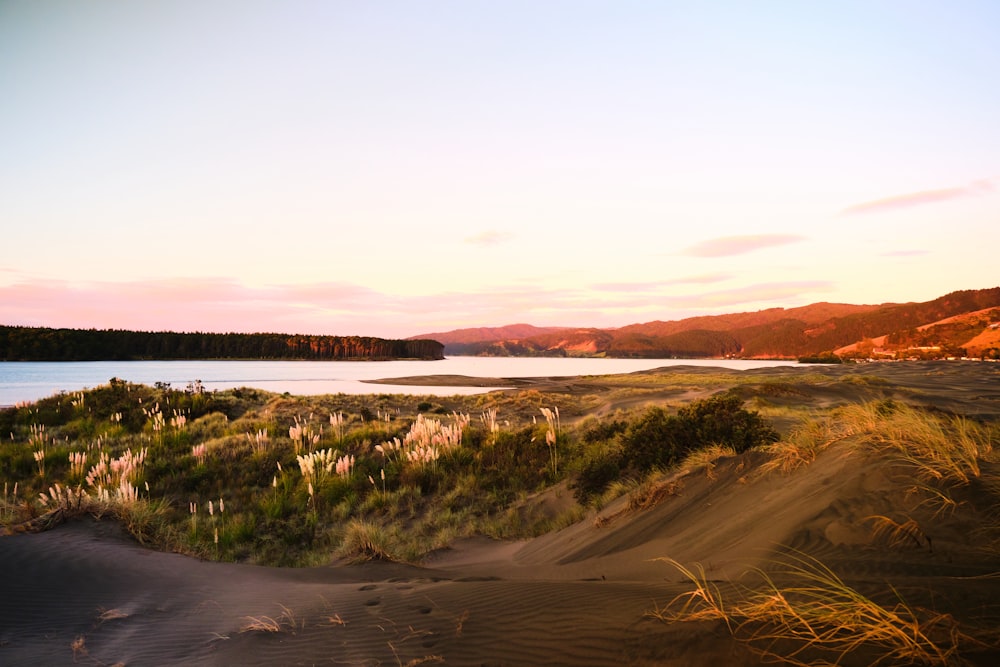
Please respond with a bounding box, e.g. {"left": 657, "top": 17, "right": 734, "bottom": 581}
{"left": 0, "top": 326, "right": 444, "bottom": 361}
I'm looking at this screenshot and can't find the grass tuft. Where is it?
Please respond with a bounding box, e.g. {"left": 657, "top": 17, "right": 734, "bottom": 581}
{"left": 338, "top": 519, "right": 396, "bottom": 562}
{"left": 652, "top": 551, "right": 984, "bottom": 666}
{"left": 240, "top": 604, "right": 300, "bottom": 634}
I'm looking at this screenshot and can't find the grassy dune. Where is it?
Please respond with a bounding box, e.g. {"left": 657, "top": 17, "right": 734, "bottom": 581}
{"left": 2, "top": 361, "right": 1000, "bottom": 665}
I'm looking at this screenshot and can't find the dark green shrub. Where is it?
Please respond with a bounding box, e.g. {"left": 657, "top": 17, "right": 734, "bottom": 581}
{"left": 477, "top": 427, "right": 550, "bottom": 493}
{"left": 675, "top": 393, "right": 779, "bottom": 454}
{"left": 573, "top": 446, "right": 625, "bottom": 502}
{"left": 582, "top": 418, "right": 627, "bottom": 444}
{"left": 575, "top": 394, "right": 779, "bottom": 501}
{"left": 619, "top": 406, "right": 685, "bottom": 471}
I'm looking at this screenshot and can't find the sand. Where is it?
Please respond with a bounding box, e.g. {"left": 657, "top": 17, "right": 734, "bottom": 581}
{"left": 3, "top": 361, "right": 1000, "bottom": 665}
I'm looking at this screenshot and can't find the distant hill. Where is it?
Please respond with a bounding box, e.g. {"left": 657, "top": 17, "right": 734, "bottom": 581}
{"left": 0, "top": 327, "right": 444, "bottom": 361}
{"left": 413, "top": 324, "right": 570, "bottom": 346}
{"left": 412, "top": 287, "right": 1000, "bottom": 360}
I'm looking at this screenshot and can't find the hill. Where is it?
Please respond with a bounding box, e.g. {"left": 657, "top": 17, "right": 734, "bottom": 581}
{"left": 415, "top": 287, "right": 1000, "bottom": 360}
{"left": 411, "top": 323, "right": 570, "bottom": 346}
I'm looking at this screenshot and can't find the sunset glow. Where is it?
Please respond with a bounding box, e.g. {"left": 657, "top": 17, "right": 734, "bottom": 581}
{"left": 2, "top": 2, "right": 998, "bottom": 338}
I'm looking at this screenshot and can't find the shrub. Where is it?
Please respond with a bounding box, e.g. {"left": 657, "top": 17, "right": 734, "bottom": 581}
{"left": 574, "top": 446, "right": 625, "bottom": 502}
{"left": 477, "top": 427, "right": 551, "bottom": 493}
{"left": 675, "top": 394, "right": 779, "bottom": 455}
{"left": 581, "top": 417, "right": 628, "bottom": 444}
{"left": 578, "top": 394, "right": 780, "bottom": 500}
{"left": 619, "top": 406, "right": 684, "bottom": 471}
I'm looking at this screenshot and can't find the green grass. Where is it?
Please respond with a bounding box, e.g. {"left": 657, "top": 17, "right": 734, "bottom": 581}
{"left": 3, "top": 375, "right": 997, "bottom": 571}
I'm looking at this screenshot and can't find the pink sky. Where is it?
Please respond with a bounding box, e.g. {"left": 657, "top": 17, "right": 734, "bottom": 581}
{"left": 2, "top": 2, "right": 998, "bottom": 338}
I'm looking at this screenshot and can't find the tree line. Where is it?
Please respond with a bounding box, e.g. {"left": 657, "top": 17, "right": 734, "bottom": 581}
{"left": 0, "top": 326, "right": 444, "bottom": 361}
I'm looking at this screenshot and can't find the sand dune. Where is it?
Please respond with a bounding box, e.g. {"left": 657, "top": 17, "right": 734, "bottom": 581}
{"left": 4, "top": 443, "right": 1000, "bottom": 665}
{"left": 3, "top": 362, "right": 1000, "bottom": 665}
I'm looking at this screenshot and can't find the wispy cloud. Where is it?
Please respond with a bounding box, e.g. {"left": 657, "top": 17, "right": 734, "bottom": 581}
{"left": 681, "top": 234, "right": 806, "bottom": 258}
{"left": 464, "top": 229, "right": 515, "bottom": 246}
{"left": 841, "top": 180, "right": 993, "bottom": 216}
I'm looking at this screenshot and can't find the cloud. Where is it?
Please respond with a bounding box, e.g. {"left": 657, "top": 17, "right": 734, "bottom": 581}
{"left": 841, "top": 180, "right": 993, "bottom": 216}
{"left": 464, "top": 230, "right": 515, "bottom": 246}
{"left": 681, "top": 234, "right": 806, "bottom": 258}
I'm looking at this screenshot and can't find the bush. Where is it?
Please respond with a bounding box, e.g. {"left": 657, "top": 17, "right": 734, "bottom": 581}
{"left": 582, "top": 418, "right": 628, "bottom": 444}
{"left": 573, "top": 446, "right": 625, "bottom": 502}
{"left": 620, "top": 406, "right": 685, "bottom": 471}
{"left": 477, "top": 427, "right": 551, "bottom": 493}
{"left": 674, "top": 393, "right": 779, "bottom": 455}
{"left": 575, "top": 394, "right": 779, "bottom": 501}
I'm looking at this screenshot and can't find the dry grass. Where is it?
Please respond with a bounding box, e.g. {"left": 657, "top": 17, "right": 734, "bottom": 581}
{"left": 652, "top": 551, "right": 983, "bottom": 666}
{"left": 867, "top": 514, "right": 932, "bottom": 551}
{"left": 97, "top": 607, "right": 129, "bottom": 623}
{"left": 833, "top": 403, "right": 991, "bottom": 485}
{"left": 759, "top": 411, "right": 857, "bottom": 476}
{"left": 679, "top": 444, "right": 736, "bottom": 479}
{"left": 240, "top": 604, "right": 301, "bottom": 634}
{"left": 626, "top": 475, "right": 683, "bottom": 512}
{"left": 70, "top": 635, "right": 87, "bottom": 662}
{"left": 760, "top": 402, "right": 995, "bottom": 487}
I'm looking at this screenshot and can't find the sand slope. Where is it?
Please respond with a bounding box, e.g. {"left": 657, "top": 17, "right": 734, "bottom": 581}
{"left": 4, "top": 439, "right": 1000, "bottom": 666}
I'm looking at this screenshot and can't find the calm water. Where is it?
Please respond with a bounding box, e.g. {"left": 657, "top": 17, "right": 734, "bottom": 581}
{"left": 0, "top": 357, "right": 800, "bottom": 406}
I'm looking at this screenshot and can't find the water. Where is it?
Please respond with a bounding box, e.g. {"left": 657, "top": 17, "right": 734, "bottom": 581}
{"left": 0, "top": 357, "right": 800, "bottom": 406}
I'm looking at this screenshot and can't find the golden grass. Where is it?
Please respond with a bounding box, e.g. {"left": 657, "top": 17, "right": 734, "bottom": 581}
{"left": 652, "top": 551, "right": 983, "bottom": 666}
{"left": 626, "top": 475, "right": 683, "bottom": 512}
{"left": 97, "top": 607, "right": 129, "bottom": 623}
{"left": 240, "top": 604, "right": 301, "bottom": 634}
{"left": 679, "top": 444, "right": 737, "bottom": 479}
{"left": 760, "top": 402, "right": 995, "bottom": 487}
{"left": 70, "top": 634, "right": 87, "bottom": 662}
{"left": 866, "top": 515, "right": 931, "bottom": 551}
{"left": 759, "top": 410, "right": 858, "bottom": 476}
{"left": 835, "top": 403, "right": 991, "bottom": 485}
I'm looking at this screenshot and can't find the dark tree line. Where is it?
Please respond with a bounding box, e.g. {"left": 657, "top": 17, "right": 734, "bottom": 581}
{"left": 0, "top": 326, "right": 444, "bottom": 361}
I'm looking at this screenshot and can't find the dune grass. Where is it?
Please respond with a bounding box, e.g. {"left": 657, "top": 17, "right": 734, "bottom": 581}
{"left": 2, "top": 372, "right": 996, "bottom": 569}
{"left": 652, "top": 551, "right": 984, "bottom": 666}
{"left": 760, "top": 401, "right": 995, "bottom": 481}
{"left": 240, "top": 604, "right": 302, "bottom": 634}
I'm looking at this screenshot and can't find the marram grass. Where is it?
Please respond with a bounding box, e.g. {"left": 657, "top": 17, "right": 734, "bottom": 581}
{"left": 651, "top": 551, "right": 985, "bottom": 666}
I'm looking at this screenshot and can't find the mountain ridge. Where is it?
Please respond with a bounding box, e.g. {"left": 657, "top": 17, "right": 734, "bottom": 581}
{"left": 411, "top": 287, "right": 1000, "bottom": 360}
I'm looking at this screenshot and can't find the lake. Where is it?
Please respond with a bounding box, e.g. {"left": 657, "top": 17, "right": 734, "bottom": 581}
{"left": 0, "top": 357, "right": 801, "bottom": 406}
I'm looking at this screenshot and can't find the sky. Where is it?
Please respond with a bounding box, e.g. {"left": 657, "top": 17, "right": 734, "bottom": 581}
{"left": 2, "top": 1, "right": 999, "bottom": 339}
